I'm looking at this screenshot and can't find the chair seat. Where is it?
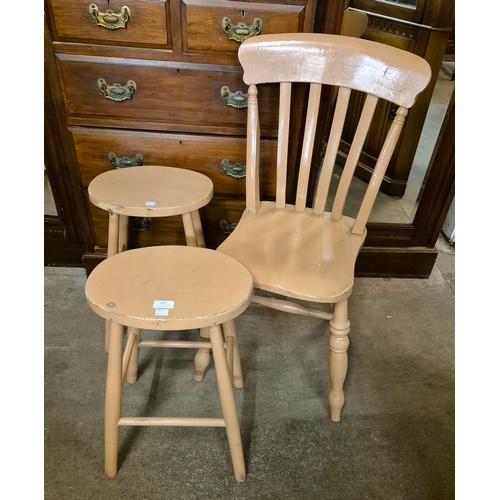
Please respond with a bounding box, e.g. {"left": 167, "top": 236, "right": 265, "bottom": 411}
{"left": 88, "top": 165, "right": 213, "bottom": 217}
{"left": 86, "top": 245, "right": 253, "bottom": 330}
{"left": 218, "top": 202, "right": 366, "bottom": 303}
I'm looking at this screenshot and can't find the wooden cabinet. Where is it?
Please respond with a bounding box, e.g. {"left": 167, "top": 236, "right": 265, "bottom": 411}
{"left": 44, "top": 0, "right": 318, "bottom": 270}
{"left": 340, "top": 0, "right": 454, "bottom": 196}
{"left": 45, "top": 0, "right": 455, "bottom": 278}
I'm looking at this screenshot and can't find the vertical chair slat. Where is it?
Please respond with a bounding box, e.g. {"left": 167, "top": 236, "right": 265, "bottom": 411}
{"left": 276, "top": 82, "right": 292, "bottom": 209}
{"left": 331, "top": 93, "right": 379, "bottom": 221}
{"left": 246, "top": 84, "right": 260, "bottom": 214}
{"left": 295, "top": 83, "right": 322, "bottom": 211}
{"left": 313, "top": 87, "right": 351, "bottom": 214}
{"left": 352, "top": 107, "right": 408, "bottom": 234}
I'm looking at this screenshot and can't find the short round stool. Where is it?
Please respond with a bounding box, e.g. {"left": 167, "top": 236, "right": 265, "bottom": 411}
{"left": 88, "top": 165, "right": 214, "bottom": 255}
{"left": 85, "top": 245, "right": 253, "bottom": 482}
{"left": 88, "top": 165, "right": 214, "bottom": 351}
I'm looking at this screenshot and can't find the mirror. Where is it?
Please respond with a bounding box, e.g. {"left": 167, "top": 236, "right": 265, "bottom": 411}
{"left": 368, "top": 59, "right": 455, "bottom": 223}
{"left": 44, "top": 167, "right": 58, "bottom": 216}
{"left": 325, "top": 59, "right": 454, "bottom": 225}
{"left": 328, "top": 1, "right": 455, "bottom": 226}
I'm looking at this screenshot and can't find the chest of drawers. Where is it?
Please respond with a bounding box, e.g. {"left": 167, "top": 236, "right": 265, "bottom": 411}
{"left": 45, "top": 0, "right": 325, "bottom": 269}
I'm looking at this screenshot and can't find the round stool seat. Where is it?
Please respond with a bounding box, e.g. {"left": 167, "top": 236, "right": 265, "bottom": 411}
{"left": 86, "top": 245, "right": 253, "bottom": 330}
{"left": 88, "top": 165, "right": 213, "bottom": 217}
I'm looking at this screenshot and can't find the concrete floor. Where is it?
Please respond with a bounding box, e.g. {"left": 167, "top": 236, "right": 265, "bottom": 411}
{"left": 44, "top": 235, "right": 454, "bottom": 499}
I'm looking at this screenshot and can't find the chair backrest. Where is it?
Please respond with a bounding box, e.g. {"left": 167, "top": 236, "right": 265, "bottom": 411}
{"left": 238, "top": 33, "right": 432, "bottom": 235}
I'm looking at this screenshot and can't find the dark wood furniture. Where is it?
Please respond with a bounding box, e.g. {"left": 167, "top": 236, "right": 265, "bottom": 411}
{"left": 341, "top": 0, "right": 454, "bottom": 197}
{"left": 45, "top": 0, "right": 454, "bottom": 278}
{"left": 45, "top": 0, "right": 319, "bottom": 272}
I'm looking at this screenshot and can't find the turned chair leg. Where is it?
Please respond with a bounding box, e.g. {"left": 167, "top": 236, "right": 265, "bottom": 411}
{"left": 183, "top": 210, "right": 211, "bottom": 381}
{"left": 328, "top": 299, "right": 350, "bottom": 422}
{"left": 194, "top": 321, "right": 243, "bottom": 387}
{"left": 210, "top": 325, "right": 246, "bottom": 482}
{"left": 104, "top": 322, "right": 125, "bottom": 478}
{"left": 184, "top": 209, "right": 211, "bottom": 380}
{"left": 194, "top": 328, "right": 211, "bottom": 381}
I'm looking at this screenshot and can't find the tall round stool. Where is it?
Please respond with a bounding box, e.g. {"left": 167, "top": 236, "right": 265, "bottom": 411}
{"left": 85, "top": 245, "right": 253, "bottom": 482}
{"left": 88, "top": 165, "right": 214, "bottom": 352}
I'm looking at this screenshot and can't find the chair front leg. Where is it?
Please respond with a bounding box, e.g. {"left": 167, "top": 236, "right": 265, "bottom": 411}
{"left": 328, "top": 299, "right": 350, "bottom": 422}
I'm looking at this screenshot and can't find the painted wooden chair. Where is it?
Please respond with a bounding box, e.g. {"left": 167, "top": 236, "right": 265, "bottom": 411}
{"left": 88, "top": 165, "right": 213, "bottom": 352}
{"left": 215, "top": 33, "right": 432, "bottom": 422}
{"left": 85, "top": 245, "right": 253, "bottom": 481}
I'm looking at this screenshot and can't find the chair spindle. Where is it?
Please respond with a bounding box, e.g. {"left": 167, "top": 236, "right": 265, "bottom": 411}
{"left": 331, "top": 93, "right": 378, "bottom": 221}
{"left": 246, "top": 84, "right": 260, "bottom": 214}
{"left": 295, "top": 83, "right": 322, "bottom": 211}
{"left": 352, "top": 106, "right": 408, "bottom": 234}
{"left": 313, "top": 86, "right": 351, "bottom": 214}
{"left": 276, "top": 82, "right": 292, "bottom": 209}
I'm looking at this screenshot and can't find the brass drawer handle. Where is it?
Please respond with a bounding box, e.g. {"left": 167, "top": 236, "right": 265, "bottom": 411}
{"left": 221, "top": 159, "right": 246, "bottom": 179}
{"left": 222, "top": 16, "right": 262, "bottom": 42}
{"left": 220, "top": 86, "right": 248, "bottom": 109}
{"left": 88, "top": 4, "right": 131, "bottom": 30}
{"left": 220, "top": 220, "right": 237, "bottom": 235}
{"left": 105, "top": 152, "right": 150, "bottom": 231}
{"left": 98, "top": 78, "right": 136, "bottom": 102}
{"left": 108, "top": 152, "right": 144, "bottom": 168}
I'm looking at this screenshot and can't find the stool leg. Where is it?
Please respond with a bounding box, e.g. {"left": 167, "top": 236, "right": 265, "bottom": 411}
{"left": 188, "top": 209, "right": 210, "bottom": 379}
{"left": 104, "top": 212, "right": 120, "bottom": 353}
{"left": 105, "top": 322, "right": 111, "bottom": 353}
{"left": 104, "top": 322, "right": 125, "bottom": 478}
{"left": 210, "top": 325, "right": 246, "bottom": 482}
{"left": 107, "top": 212, "right": 119, "bottom": 258}
{"left": 222, "top": 320, "right": 243, "bottom": 388}
{"left": 118, "top": 215, "right": 129, "bottom": 253}
{"left": 194, "top": 328, "right": 211, "bottom": 381}
{"left": 182, "top": 212, "right": 197, "bottom": 247}
{"left": 126, "top": 328, "right": 141, "bottom": 384}
{"left": 191, "top": 210, "right": 206, "bottom": 248}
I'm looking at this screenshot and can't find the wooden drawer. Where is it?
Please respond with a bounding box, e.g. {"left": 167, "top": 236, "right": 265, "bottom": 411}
{"left": 47, "top": 0, "right": 170, "bottom": 48}
{"left": 57, "top": 54, "right": 279, "bottom": 136}
{"left": 182, "top": 0, "right": 307, "bottom": 57}
{"left": 70, "top": 126, "right": 278, "bottom": 197}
